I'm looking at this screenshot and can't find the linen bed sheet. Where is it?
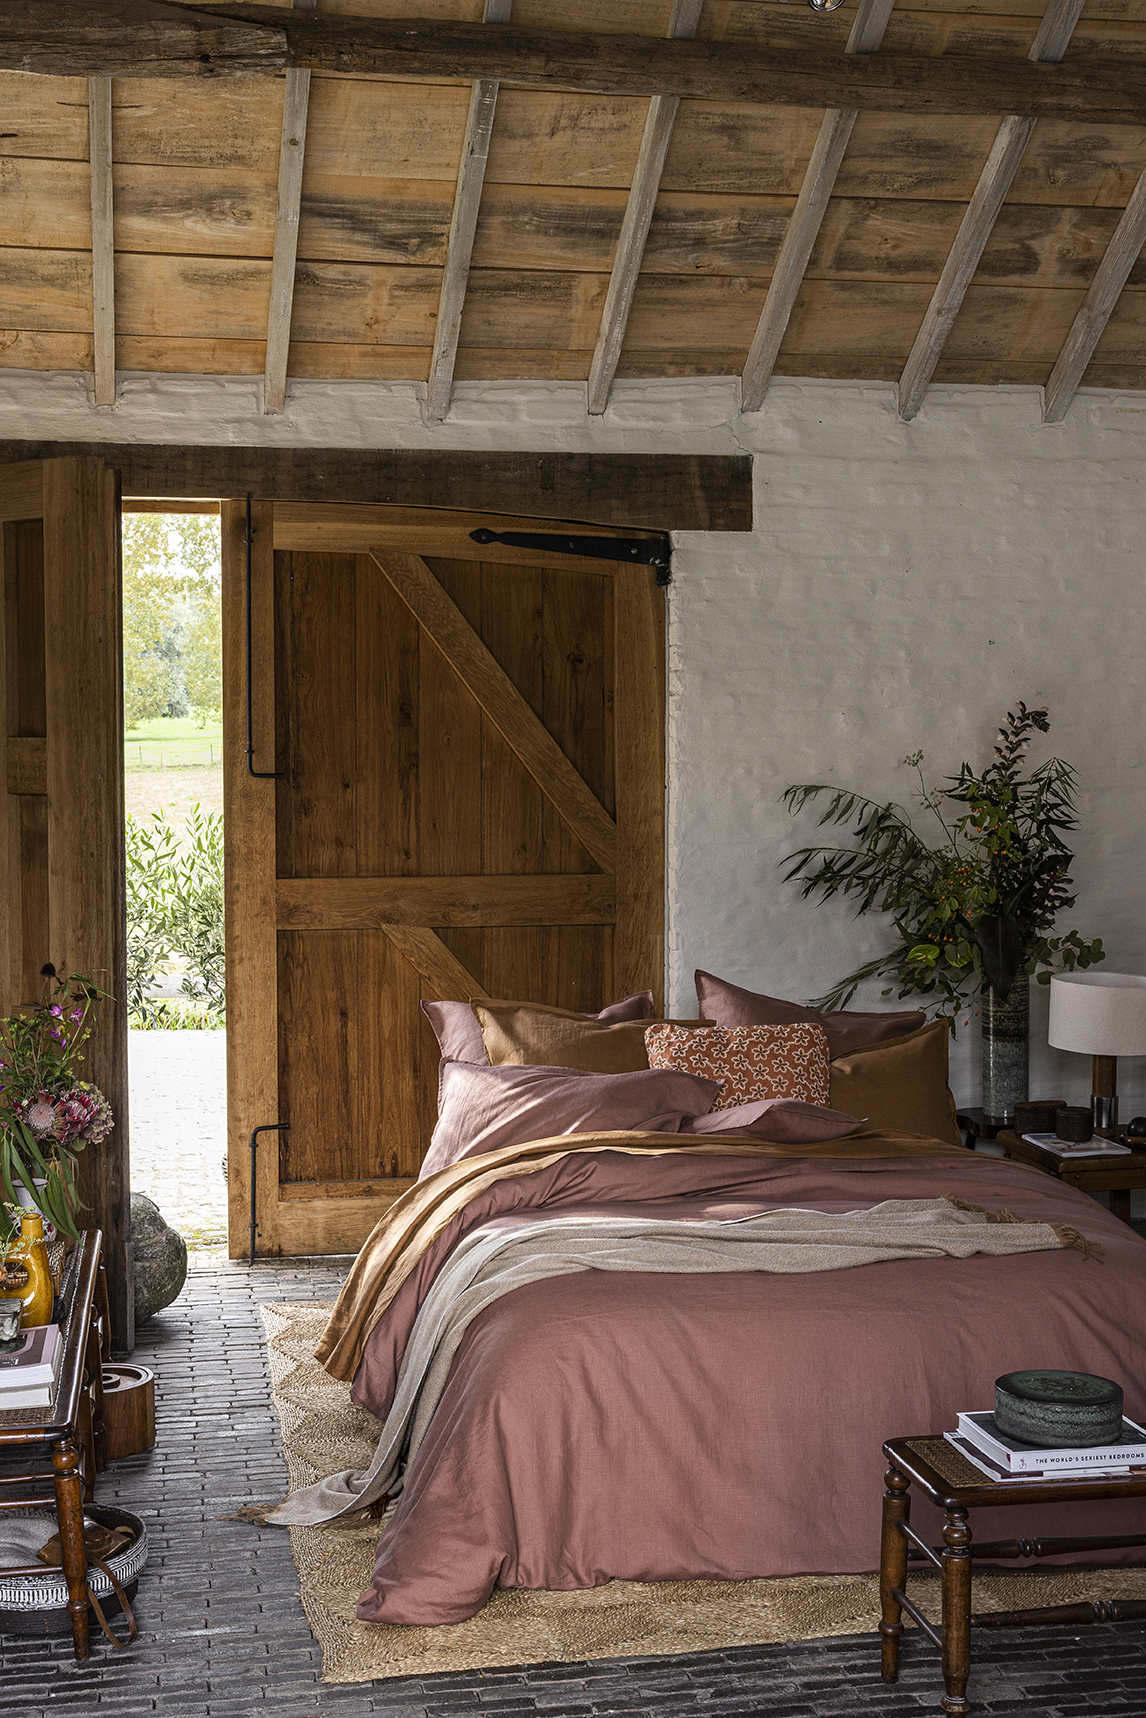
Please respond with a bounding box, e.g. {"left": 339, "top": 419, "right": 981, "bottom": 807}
{"left": 334, "top": 1141, "right": 1146, "bottom": 1627}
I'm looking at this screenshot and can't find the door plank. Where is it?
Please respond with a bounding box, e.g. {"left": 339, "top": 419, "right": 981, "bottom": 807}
{"left": 356, "top": 559, "right": 421, "bottom": 877}
{"left": 7, "top": 736, "right": 46, "bottom": 795}
{"left": 276, "top": 874, "right": 617, "bottom": 929}
{"left": 476, "top": 559, "right": 548, "bottom": 880}
{"left": 613, "top": 564, "right": 665, "bottom": 1008}
{"left": 360, "top": 928, "right": 431, "bottom": 1181}
{"left": 377, "top": 923, "right": 487, "bottom": 1002}
{"left": 285, "top": 550, "right": 358, "bottom": 878}
{"left": 370, "top": 550, "right": 618, "bottom": 874}
{"left": 278, "top": 928, "right": 358, "bottom": 1184}
{"left": 0, "top": 463, "right": 43, "bottom": 524}
{"left": 419, "top": 560, "right": 484, "bottom": 877}
{"left": 542, "top": 565, "right": 614, "bottom": 872}
{"left": 223, "top": 497, "right": 282, "bottom": 1257}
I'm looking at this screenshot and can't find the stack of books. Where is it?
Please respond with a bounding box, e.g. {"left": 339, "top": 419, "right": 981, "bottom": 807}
{"left": 0, "top": 1323, "right": 62, "bottom": 1410}
{"left": 946, "top": 1410, "right": 1146, "bottom": 1481}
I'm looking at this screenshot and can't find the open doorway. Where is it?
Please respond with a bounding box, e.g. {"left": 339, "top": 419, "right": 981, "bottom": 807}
{"left": 121, "top": 503, "right": 226, "bottom": 1255}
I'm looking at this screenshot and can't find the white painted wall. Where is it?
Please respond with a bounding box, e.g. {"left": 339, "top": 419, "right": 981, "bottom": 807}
{"left": 4, "top": 367, "right": 1144, "bottom": 1116}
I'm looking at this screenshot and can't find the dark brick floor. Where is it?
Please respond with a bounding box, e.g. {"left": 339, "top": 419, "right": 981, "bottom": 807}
{"left": 1, "top": 1258, "right": 1143, "bottom": 1717}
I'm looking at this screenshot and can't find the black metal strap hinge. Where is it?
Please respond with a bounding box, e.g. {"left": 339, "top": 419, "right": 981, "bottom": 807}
{"left": 470, "top": 528, "right": 672, "bottom": 585}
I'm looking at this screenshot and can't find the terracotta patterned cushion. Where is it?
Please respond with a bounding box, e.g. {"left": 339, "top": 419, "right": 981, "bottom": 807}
{"left": 644, "top": 1022, "right": 831, "bottom": 1110}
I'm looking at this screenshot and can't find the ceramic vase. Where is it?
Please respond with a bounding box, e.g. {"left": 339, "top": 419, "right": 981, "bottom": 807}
{"left": 981, "top": 972, "right": 1030, "bottom": 1122}
{"left": 9, "top": 1212, "right": 53, "bottom": 1328}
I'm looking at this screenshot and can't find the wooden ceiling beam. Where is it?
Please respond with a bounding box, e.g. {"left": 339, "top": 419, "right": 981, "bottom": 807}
{"left": 586, "top": 0, "right": 703, "bottom": 418}
{"left": 426, "top": 0, "right": 511, "bottom": 424}
{"left": 88, "top": 76, "right": 116, "bottom": 408}
{"left": 10, "top": 3, "right": 1146, "bottom": 128}
{"left": 4, "top": 0, "right": 285, "bottom": 78}
{"left": 262, "top": 0, "right": 313, "bottom": 417}
{"left": 898, "top": 0, "right": 1086, "bottom": 423}
{"left": 740, "top": 0, "right": 894, "bottom": 416}
{"left": 1043, "top": 165, "right": 1146, "bottom": 422}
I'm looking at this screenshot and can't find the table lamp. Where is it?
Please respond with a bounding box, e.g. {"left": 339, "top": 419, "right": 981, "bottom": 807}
{"left": 1048, "top": 972, "right": 1146, "bottom": 1130}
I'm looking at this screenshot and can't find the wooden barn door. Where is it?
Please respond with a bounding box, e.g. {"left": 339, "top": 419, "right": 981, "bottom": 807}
{"left": 223, "top": 503, "right": 664, "bottom": 1258}
{"left": 0, "top": 458, "right": 131, "bottom": 1344}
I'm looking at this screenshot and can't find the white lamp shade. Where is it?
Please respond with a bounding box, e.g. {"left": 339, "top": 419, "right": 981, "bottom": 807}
{"left": 1048, "top": 972, "right": 1146, "bottom": 1058}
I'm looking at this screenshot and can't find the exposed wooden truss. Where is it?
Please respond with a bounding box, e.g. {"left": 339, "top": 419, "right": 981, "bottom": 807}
{"left": 426, "top": 0, "right": 510, "bottom": 423}
{"left": 897, "top": 0, "right": 1086, "bottom": 422}
{"left": 7, "top": 5, "right": 1146, "bottom": 129}
{"left": 1044, "top": 164, "right": 1146, "bottom": 422}
{"left": 87, "top": 76, "right": 115, "bottom": 406}
{"left": 5, "top": 1, "right": 1146, "bottom": 412}
{"left": 262, "top": 0, "right": 313, "bottom": 416}
{"left": 740, "top": 0, "right": 894, "bottom": 415}
{"left": 586, "top": 0, "right": 702, "bottom": 418}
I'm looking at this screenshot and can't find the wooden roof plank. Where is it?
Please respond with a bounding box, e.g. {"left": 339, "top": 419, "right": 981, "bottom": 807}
{"left": 586, "top": 0, "right": 702, "bottom": 418}
{"left": 740, "top": 0, "right": 895, "bottom": 415}
{"left": 1043, "top": 163, "right": 1146, "bottom": 420}
{"left": 88, "top": 76, "right": 115, "bottom": 406}
{"left": 263, "top": 0, "right": 314, "bottom": 416}
{"left": 898, "top": 0, "right": 1086, "bottom": 422}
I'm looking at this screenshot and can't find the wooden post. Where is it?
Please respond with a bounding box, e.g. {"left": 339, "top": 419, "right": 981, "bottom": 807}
{"left": 43, "top": 458, "right": 132, "bottom": 1350}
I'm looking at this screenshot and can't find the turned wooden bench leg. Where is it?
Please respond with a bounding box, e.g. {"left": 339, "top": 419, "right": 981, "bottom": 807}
{"left": 941, "top": 1505, "right": 973, "bottom": 1716}
{"left": 880, "top": 1462, "right": 911, "bottom": 1682}
{"left": 52, "top": 1435, "right": 91, "bottom": 1662}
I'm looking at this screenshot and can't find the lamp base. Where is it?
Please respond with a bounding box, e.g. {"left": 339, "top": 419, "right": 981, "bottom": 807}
{"left": 1092, "top": 1055, "right": 1117, "bottom": 1131}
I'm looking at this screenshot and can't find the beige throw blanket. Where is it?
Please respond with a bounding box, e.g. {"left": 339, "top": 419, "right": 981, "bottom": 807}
{"left": 268, "top": 1196, "right": 1086, "bottom": 1530}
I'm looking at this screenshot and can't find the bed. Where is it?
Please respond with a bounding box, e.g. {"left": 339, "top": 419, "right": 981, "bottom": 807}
{"left": 306, "top": 1126, "right": 1146, "bottom": 1627}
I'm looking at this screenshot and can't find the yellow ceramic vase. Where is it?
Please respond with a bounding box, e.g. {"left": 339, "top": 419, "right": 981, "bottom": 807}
{"left": 10, "top": 1213, "right": 53, "bottom": 1328}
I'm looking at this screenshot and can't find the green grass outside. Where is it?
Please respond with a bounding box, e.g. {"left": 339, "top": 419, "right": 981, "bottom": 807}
{"left": 125, "top": 715, "right": 223, "bottom": 771}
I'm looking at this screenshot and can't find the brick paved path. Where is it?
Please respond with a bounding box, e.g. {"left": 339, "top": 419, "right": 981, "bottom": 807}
{"left": 3, "top": 1258, "right": 1144, "bottom": 1717}
{"left": 129, "top": 1030, "right": 228, "bottom": 1248}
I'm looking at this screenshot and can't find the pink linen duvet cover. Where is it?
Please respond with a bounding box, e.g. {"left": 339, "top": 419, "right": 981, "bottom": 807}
{"left": 317, "top": 1136, "right": 1146, "bottom": 1627}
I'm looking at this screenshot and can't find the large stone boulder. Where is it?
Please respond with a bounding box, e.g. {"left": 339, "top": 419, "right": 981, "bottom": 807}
{"left": 131, "top": 1192, "right": 188, "bottom": 1323}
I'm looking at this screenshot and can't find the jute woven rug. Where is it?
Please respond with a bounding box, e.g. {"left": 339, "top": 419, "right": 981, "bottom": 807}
{"left": 259, "top": 1301, "right": 1146, "bottom": 1685}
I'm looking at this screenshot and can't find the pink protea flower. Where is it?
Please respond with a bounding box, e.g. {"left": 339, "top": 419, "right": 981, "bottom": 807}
{"left": 24, "top": 1097, "right": 59, "bottom": 1137}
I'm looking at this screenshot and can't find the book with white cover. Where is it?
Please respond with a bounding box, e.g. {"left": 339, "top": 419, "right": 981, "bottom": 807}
{"left": 1022, "top": 1131, "right": 1131, "bottom": 1158}
{"left": 958, "top": 1410, "right": 1146, "bottom": 1474}
{"left": 0, "top": 1323, "right": 60, "bottom": 1390}
{"left": 944, "top": 1432, "right": 1143, "bottom": 1485}
{"left": 945, "top": 1434, "right": 1049, "bottom": 1483}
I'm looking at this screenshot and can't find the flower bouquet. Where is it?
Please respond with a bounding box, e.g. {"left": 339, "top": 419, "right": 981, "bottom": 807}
{"left": 0, "top": 967, "right": 114, "bottom": 1241}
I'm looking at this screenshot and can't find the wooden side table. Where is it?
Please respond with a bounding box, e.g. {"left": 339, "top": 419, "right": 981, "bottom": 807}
{"left": 995, "top": 1129, "right": 1146, "bottom": 1226}
{"left": 880, "top": 1435, "right": 1146, "bottom": 1715}
{"left": 0, "top": 1230, "right": 106, "bottom": 1660}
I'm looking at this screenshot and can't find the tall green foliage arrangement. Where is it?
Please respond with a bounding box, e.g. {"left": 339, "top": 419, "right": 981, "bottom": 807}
{"left": 126, "top": 808, "right": 225, "bottom": 1027}
{"left": 782, "top": 703, "right": 1105, "bottom": 1018}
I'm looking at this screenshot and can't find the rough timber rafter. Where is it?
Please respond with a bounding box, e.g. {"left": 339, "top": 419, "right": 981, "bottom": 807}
{"left": 262, "top": 0, "right": 313, "bottom": 417}
{"left": 426, "top": 0, "right": 511, "bottom": 424}
{"left": 1043, "top": 165, "right": 1146, "bottom": 423}
{"left": 88, "top": 76, "right": 115, "bottom": 407}
{"left": 740, "top": 0, "right": 894, "bottom": 416}
{"left": 897, "top": 0, "right": 1086, "bottom": 424}
{"left": 586, "top": 0, "right": 702, "bottom": 419}
{"left": 9, "top": 5, "right": 1146, "bottom": 129}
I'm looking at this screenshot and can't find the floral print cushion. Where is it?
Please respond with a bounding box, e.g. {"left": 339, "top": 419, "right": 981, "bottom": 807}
{"left": 644, "top": 1021, "right": 831, "bottom": 1110}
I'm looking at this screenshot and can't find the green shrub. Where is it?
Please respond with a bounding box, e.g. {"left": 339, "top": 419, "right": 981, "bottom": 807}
{"left": 125, "top": 807, "right": 225, "bottom": 1027}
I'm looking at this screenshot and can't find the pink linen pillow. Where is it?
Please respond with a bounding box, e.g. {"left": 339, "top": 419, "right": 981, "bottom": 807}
{"left": 682, "top": 1098, "right": 862, "bottom": 1143}
{"left": 694, "top": 970, "right": 924, "bottom": 1060}
{"left": 420, "top": 1060, "right": 721, "bottom": 1179}
{"left": 645, "top": 1022, "right": 831, "bottom": 1110}
{"left": 421, "top": 990, "right": 656, "bottom": 1066}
